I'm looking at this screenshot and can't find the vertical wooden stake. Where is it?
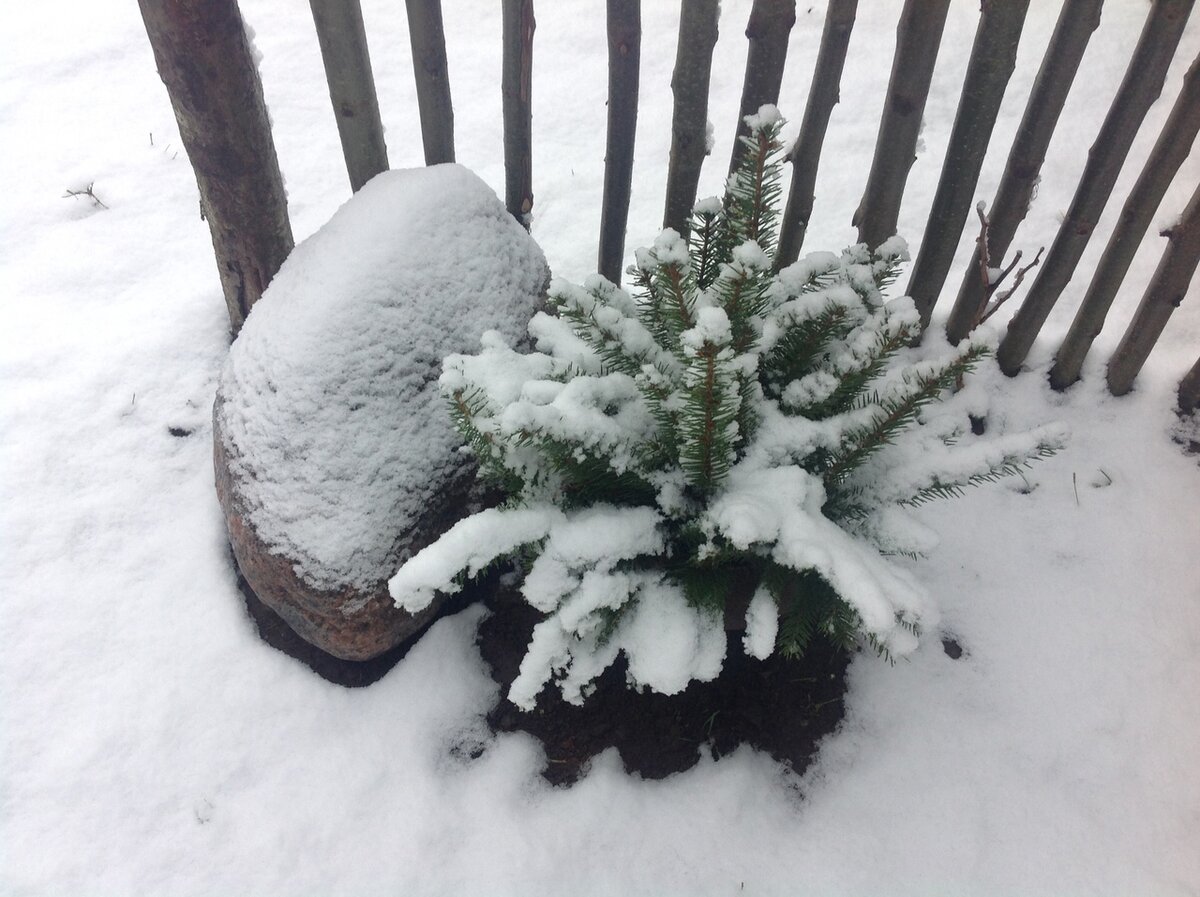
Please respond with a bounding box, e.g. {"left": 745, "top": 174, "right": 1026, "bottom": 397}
{"left": 309, "top": 0, "right": 390, "bottom": 191}
{"left": 663, "top": 0, "right": 720, "bottom": 236}
{"left": 852, "top": 0, "right": 951, "bottom": 252}
{"left": 776, "top": 0, "right": 857, "bottom": 270}
{"left": 728, "top": 0, "right": 796, "bottom": 178}
{"left": 598, "top": 0, "right": 641, "bottom": 284}
{"left": 997, "top": 0, "right": 1195, "bottom": 377}
{"left": 502, "top": 0, "right": 536, "bottom": 228}
{"left": 1051, "top": 51, "right": 1200, "bottom": 390}
{"left": 405, "top": 0, "right": 456, "bottom": 165}
{"left": 906, "top": 0, "right": 1030, "bottom": 330}
{"left": 1106, "top": 178, "right": 1200, "bottom": 397}
{"left": 138, "top": 0, "right": 294, "bottom": 336}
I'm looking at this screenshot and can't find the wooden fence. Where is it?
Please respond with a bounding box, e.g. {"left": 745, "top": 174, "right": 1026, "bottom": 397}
{"left": 138, "top": 0, "right": 1200, "bottom": 414}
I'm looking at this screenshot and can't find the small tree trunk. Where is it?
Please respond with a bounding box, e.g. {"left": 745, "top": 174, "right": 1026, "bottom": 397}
{"left": 1106, "top": 178, "right": 1200, "bottom": 397}
{"left": 1050, "top": 51, "right": 1200, "bottom": 390}
{"left": 852, "top": 0, "right": 951, "bottom": 251}
{"left": 776, "top": 0, "right": 857, "bottom": 270}
{"left": 502, "top": 0, "right": 536, "bottom": 228}
{"left": 906, "top": 0, "right": 1030, "bottom": 330}
{"left": 309, "top": 0, "right": 389, "bottom": 192}
{"left": 138, "top": 0, "right": 294, "bottom": 336}
{"left": 944, "top": 0, "right": 1102, "bottom": 345}
{"left": 598, "top": 0, "right": 641, "bottom": 285}
{"left": 405, "top": 0, "right": 455, "bottom": 165}
{"left": 1178, "top": 355, "right": 1200, "bottom": 415}
{"left": 727, "top": 0, "right": 797, "bottom": 178}
{"left": 663, "top": 0, "right": 720, "bottom": 235}
{"left": 997, "top": 0, "right": 1195, "bottom": 377}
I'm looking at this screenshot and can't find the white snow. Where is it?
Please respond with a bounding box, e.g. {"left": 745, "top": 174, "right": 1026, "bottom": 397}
{"left": 217, "top": 164, "right": 547, "bottom": 590}
{"left": 3, "top": 1, "right": 1199, "bottom": 895}
{"left": 743, "top": 585, "right": 780, "bottom": 660}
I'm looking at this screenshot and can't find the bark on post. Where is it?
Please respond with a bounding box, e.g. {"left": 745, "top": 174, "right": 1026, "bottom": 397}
{"left": 906, "top": 0, "right": 1031, "bottom": 330}
{"left": 852, "top": 0, "right": 951, "bottom": 251}
{"left": 309, "top": 0, "right": 390, "bottom": 191}
{"left": 776, "top": 0, "right": 857, "bottom": 270}
{"left": 1178, "top": 355, "right": 1200, "bottom": 415}
{"left": 997, "top": 0, "right": 1195, "bottom": 377}
{"left": 138, "top": 0, "right": 294, "bottom": 336}
{"left": 727, "top": 0, "right": 797, "bottom": 178}
{"left": 944, "top": 0, "right": 1102, "bottom": 345}
{"left": 663, "top": 0, "right": 720, "bottom": 235}
{"left": 405, "top": 0, "right": 455, "bottom": 165}
{"left": 1050, "top": 51, "right": 1200, "bottom": 390}
{"left": 502, "top": 0, "right": 536, "bottom": 228}
{"left": 598, "top": 0, "right": 641, "bottom": 284}
{"left": 1105, "top": 178, "right": 1200, "bottom": 397}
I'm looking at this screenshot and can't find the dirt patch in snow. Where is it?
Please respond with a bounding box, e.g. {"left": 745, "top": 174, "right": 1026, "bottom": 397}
{"left": 243, "top": 566, "right": 850, "bottom": 782}
{"left": 476, "top": 586, "right": 850, "bottom": 785}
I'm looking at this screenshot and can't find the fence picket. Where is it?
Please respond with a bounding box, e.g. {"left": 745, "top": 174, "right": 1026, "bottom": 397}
{"left": 852, "top": 0, "right": 950, "bottom": 252}
{"left": 997, "top": 0, "right": 1196, "bottom": 377}
{"left": 1050, "top": 52, "right": 1200, "bottom": 390}
{"left": 598, "top": 0, "right": 641, "bottom": 284}
{"left": 1106, "top": 178, "right": 1200, "bottom": 397}
{"left": 309, "top": 0, "right": 389, "bottom": 192}
{"left": 138, "top": 0, "right": 294, "bottom": 336}
{"left": 405, "top": 0, "right": 455, "bottom": 165}
{"left": 906, "top": 0, "right": 1030, "bottom": 331}
{"left": 502, "top": 0, "right": 536, "bottom": 228}
{"left": 728, "top": 0, "right": 797, "bottom": 177}
{"left": 663, "top": 0, "right": 720, "bottom": 236}
{"left": 944, "top": 0, "right": 1102, "bottom": 345}
{"left": 776, "top": 0, "right": 857, "bottom": 270}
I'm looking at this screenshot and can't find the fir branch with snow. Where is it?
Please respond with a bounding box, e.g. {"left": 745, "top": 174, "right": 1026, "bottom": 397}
{"left": 389, "top": 106, "right": 1064, "bottom": 710}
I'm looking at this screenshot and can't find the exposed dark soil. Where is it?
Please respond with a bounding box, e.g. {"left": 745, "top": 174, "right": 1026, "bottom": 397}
{"left": 240, "top": 560, "right": 852, "bottom": 785}
{"left": 476, "top": 586, "right": 851, "bottom": 785}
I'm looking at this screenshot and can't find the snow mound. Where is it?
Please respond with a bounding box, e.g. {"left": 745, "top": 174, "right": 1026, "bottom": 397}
{"left": 216, "top": 164, "right": 548, "bottom": 590}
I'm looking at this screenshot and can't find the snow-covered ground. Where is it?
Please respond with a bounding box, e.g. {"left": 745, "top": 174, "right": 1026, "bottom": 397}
{"left": 2, "top": 1, "right": 1198, "bottom": 894}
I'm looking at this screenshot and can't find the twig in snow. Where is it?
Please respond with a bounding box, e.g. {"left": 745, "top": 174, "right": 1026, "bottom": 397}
{"left": 63, "top": 182, "right": 108, "bottom": 210}
{"left": 968, "top": 202, "right": 1044, "bottom": 328}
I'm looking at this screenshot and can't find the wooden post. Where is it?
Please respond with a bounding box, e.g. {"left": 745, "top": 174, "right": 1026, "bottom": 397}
{"left": 727, "top": 0, "right": 796, "bottom": 178}
{"left": 598, "top": 0, "right": 641, "bottom": 284}
{"left": 405, "top": 0, "right": 455, "bottom": 165}
{"left": 138, "top": 0, "right": 294, "bottom": 336}
{"left": 1105, "top": 178, "right": 1200, "bottom": 397}
{"left": 1050, "top": 52, "right": 1200, "bottom": 390}
{"left": 997, "top": 0, "right": 1195, "bottom": 377}
{"left": 944, "top": 0, "right": 1102, "bottom": 345}
{"left": 776, "top": 0, "right": 857, "bottom": 270}
{"left": 852, "top": 0, "right": 951, "bottom": 252}
{"left": 502, "top": 0, "right": 535, "bottom": 228}
{"left": 1178, "top": 356, "right": 1200, "bottom": 415}
{"left": 309, "top": 0, "right": 390, "bottom": 191}
{"left": 663, "top": 0, "right": 720, "bottom": 236}
{"left": 906, "top": 0, "right": 1030, "bottom": 330}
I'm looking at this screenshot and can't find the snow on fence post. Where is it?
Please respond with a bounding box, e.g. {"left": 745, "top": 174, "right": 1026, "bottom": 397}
{"left": 1050, "top": 52, "right": 1200, "bottom": 391}
{"left": 663, "top": 0, "right": 720, "bottom": 236}
{"left": 906, "top": 0, "right": 1031, "bottom": 331}
{"left": 502, "top": 0, "right": 536, "bottom": 228}
{"left": 138, "top": 0, "right": 294, "bottom": 336}
{"left": 1105, "top": 178, "right": 1200, "bottom": 397}
{"left": 598, "top": 0, "right": 641, "bottom": 285}
{"left": 776, "top": 0, "right": 857, "bottom": 270}
{"left": 309, "top": 0, "right": 390, "bottom": 192}
{"left": 1178, "top": 356, "right": 1200, "bottom": 415}
{"left": 727, "top": 0, "right": 797, "bottom": 178}
{"left": 852, "top": 0, "right": 951, "bottom": 252}
{"left": 405, "top": 0, "right": 455, "bottom": 165}
{"left": 944, "top": 0, "right": 1102, "bottom": 346}
{"left": 996, "top": 0, "right": 1195, "bottom": 377}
